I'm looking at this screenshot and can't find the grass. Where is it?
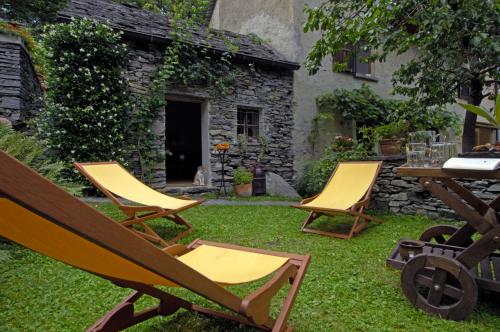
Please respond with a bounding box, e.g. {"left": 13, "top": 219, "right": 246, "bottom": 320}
{"left": 1, "top": 204, "right": 499, "bottom": 331}
{"left": 200, "top": 193, "right": 302, "bottom": 202}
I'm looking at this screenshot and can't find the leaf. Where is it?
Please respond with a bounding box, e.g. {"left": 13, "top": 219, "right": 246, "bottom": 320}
{"left": 459, "top": 102, "right": 498, "bottom": 127}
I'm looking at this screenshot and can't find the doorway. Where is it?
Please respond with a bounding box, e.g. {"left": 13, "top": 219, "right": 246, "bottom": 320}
{"left": 165, "top": 100, "right": 202, "bottom": 184}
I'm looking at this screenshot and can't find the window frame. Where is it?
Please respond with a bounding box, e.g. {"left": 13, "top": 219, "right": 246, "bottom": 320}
{"left": 332, "top": 44, "right": 377, "bottom": 81}
{"left": 237, "top": 108, "right": 260, "bottom": 142}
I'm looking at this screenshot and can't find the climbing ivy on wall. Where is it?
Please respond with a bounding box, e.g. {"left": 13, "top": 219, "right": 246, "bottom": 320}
{"left": 128, "top": 1, "right": 241, "bottom": 180}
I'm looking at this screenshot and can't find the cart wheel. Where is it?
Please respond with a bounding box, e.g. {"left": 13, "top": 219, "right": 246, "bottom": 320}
{"left": 419, "top": 225, "right": 470, "bottom": 245}
{"left": 401, "top": 254, "right": 477, "bottom": 321}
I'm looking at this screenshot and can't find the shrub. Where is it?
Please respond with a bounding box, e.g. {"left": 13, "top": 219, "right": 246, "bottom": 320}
{"left": 315, "top": 84, "right": 460, "bottom": 134}
{"left": 36, "top": 18, "right": 130, "bottom": 175}
{"left": 374, "top": 122, "right": 407, "bottom": 139}
{"left": 0, "top": 123, "right": 83, "bottom": 195}
{"left": 233, "top": 167, "right": 253, "bottom": 185}
{"left": 331, "top": 136, "right": 354, "bottom": 152}
{"left": 297, "top": 144, "right": 369, "bottom": 197}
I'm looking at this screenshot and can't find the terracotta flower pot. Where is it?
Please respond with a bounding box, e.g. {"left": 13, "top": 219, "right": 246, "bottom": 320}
{"left": 379, "top": 139, "right": 401, "bottom": 156}
{"left": 234, "top": 183, "right": 252, "bottom": 197}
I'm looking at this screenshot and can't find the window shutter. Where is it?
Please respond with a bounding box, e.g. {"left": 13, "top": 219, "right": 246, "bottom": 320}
{"left": 355, "top": 47, "right": 371, "bottom": 75}
{"left": 333, "top": 47, "right": 355, "bottom": 73}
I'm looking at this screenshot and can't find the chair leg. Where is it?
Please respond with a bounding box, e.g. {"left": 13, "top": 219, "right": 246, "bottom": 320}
{"left": 87, "top": 292, "right": 162, "bottom": 332}
{"left": 301, "top": 207, "right": 381, "bottom": 240}
{"left": 301, "top": 212, "right": 318, "bottom": 231}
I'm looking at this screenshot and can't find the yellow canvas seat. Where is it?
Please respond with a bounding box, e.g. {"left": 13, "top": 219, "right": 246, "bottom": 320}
{"left": 75, "top": 162, "right": 204, "bottom": 246}
{"left": 293, "top": 161, "right": 383, "bottom": 239}
{"left": 0, "top": 151, "right": 310, "bottom": 331}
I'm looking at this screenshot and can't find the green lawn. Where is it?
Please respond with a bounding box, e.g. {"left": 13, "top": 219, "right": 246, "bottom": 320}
{"left": 1, "top": 204, "right": 499, "bottom": 331}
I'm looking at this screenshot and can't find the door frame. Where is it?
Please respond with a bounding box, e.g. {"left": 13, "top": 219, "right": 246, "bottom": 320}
{"left": 165, "top": 95, "right": 211, "bottom": 185}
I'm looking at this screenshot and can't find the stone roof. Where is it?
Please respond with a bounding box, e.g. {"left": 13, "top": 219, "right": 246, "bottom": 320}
{"left": 58, "top": 0, "right": 299, "bottom": 70}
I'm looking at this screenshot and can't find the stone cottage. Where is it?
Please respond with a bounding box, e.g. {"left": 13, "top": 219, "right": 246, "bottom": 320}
{"left": 0, "top": 32, "right": 42, "bottom": 130}
{"left": 59, "top": 0, "right": 299, "bottom": 189}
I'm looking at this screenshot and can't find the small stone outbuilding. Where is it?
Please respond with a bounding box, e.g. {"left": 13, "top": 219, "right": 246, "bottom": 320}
{"left": 59, "top": 0, "right": 299, "bottom": 189}
{"left": 0, "top": 32, "right": 42, "bottom": 130}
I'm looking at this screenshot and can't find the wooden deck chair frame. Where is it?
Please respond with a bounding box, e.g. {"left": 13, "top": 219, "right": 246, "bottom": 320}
{"left": 0, "top": 151, "right": 310, "bottom": 332}
{"left": 292, "top": 161, "right": 383, "bottom": 240}
{"left": 75, "top": 161, "right": 204, "bottom": 247}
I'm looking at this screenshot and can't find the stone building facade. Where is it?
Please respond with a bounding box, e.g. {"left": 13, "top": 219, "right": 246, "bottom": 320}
{"left": 0, "top": 34, "right": 42, "bottom": 129}
{"left": 60, "top": 0, "right": 298, "bottom": 188}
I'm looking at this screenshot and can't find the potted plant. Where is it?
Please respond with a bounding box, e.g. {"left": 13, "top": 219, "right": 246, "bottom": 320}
{"left": 233, "top": 167, "right": 253, "bottom": 197}
{"left": 375, "top": 122, "right": 405, "bottom": 155}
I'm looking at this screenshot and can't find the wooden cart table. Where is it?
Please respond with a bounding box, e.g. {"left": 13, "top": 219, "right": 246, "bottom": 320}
{"left": 387, "top": 166, "right": 500, "bottom": 321}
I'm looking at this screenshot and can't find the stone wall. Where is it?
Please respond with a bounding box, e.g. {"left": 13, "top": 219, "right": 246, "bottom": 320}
{"left": 0, "top": 34, "right": 42, "bottom": 129}
{"left": 372, "top": 158, "right": 499, "bottom": 219}
{"left": 125, "top": 42, "right": 295, "bottom": 188}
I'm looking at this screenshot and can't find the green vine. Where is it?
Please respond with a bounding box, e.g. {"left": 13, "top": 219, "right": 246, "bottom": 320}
{"left": 127, "top": 5, "right": 241, "bottom": 180}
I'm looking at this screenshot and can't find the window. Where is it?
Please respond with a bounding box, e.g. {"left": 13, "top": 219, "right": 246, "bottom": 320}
{"left": 458, "top": 83, "right": 472, "bottom": 102}
{"left": 237, "top": 108, "right": 259, "bottom": 141}
{"left": 333, "top": 44, "right": 373, "bottom": 78}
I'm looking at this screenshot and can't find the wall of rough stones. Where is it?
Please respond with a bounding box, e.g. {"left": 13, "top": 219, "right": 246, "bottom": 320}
{"left": 0, "top": 35, "right": 42, "bottom": 129}
{"left": 372, "top": 158, "right": 499, "bottom": 219}
{"left": 125, "top": 42, "right": 295, "bottom": 188}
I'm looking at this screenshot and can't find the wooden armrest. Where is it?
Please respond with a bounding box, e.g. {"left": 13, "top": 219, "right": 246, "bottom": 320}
{"left": 162, "top": 244, "right": 190, "bottom": 257}
{"left": 177, "top": 195, "right": 193, "bottom": 200}
{"left": 355, "top": 197, "right": 370, "bottom": 207}
{"left": 240, "top": 263, "right": 298, "bottom": 325}
{"left": 300, "top": 194, "right": 318, "bottom": 205}
{"left": 119, "top": 205, "right": 165, "bottom": 217}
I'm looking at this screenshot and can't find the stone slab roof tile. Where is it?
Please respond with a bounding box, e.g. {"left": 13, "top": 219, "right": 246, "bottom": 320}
{"left": 58, "top": 0, "right": 299, "bottom": 70}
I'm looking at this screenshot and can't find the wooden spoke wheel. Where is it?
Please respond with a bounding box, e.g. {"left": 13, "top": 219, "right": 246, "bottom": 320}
{"left": 401, "top": 254, "right": 477, "bottom": 321}
{"left": 419, "top": 225, "right": 472, "bottom": 246}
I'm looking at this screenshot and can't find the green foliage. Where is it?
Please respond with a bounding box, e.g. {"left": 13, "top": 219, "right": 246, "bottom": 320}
{"left": 374, "top": 122, "right": 406, "bottom": 139}
{"left": 164, "top": 41, "right": 238, "bottom": 95}
{"left": 113, "top": 0, "right": 211, "bottom": 24}
{"left": 257, "top": 136, "right": 269, "bottom": 163}
{"left": 316, "top": 85, "right": 389, "bottom": 128}
{"left": 127, "top": 1, "right": 240, "bottom": 179}
{"left": 233, "top": 167, "right": 253, "bottom": 185}
{"left": 0, "top": 0, "right": 67, "bottom": 25}
{"left": 0, "top": 124, "right": 83, "bottom": 195}
{"left": 315, "top": 84, "right": 460, "bottom": 133}
{"left": 304, "top": 0, "right": 499, "bottom": 105}
{"left": 311, "top": 85, "right": 460, "bottom": 156}
{"left": 459, "top": 95, "right": 500, "bottom": 128}
{"left": 358, "top": 126, "right": 377, "bottom": 153}
{"left": 304, "top": 0, "right": 499, "bottom": 149}
{"left": 297, "top": 144, "right": 369, "bottom": 197}
{"left": 36, "top": 18, "right": 130, "bottom": 174}
{"left": 331, "top": 135, "right": 354, "bottom": 152}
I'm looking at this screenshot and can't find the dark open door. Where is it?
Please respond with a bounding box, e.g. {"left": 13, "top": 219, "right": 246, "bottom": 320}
{"left": 165, "top": 100, "right": 202, "bottom": 182}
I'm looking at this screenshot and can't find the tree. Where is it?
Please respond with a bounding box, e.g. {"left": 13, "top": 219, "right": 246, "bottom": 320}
{"left": 113, "top": 0, "right": 211, "bottom": 24}
{"left": 0, "top": 0, "right": 68, "bottom": 25}
{"left": 304, "top": 0, "right": 499, "bottom": 151}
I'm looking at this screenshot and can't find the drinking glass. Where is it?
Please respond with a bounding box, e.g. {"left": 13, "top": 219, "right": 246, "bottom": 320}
{"left": 408, "top": 131, "right": 437, "bottom": 167}
{"left": 406, "top": 143, "right": 426, "bottom": 167}
{"left": 445, "top": 142, "right": 458, "bottom": 160}
{"left": 430, "top": 143, "right": 447, "bottom": 166}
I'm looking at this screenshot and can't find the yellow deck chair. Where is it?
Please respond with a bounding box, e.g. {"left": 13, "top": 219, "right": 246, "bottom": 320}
{"left": 75, "top": 161, "right": 204, "bottom": 246}
{"left": 0, "top": 151, "right": 310, "bottom": 332}
{"left": 292, "top": 161, "right": 383, "bottom": 239}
